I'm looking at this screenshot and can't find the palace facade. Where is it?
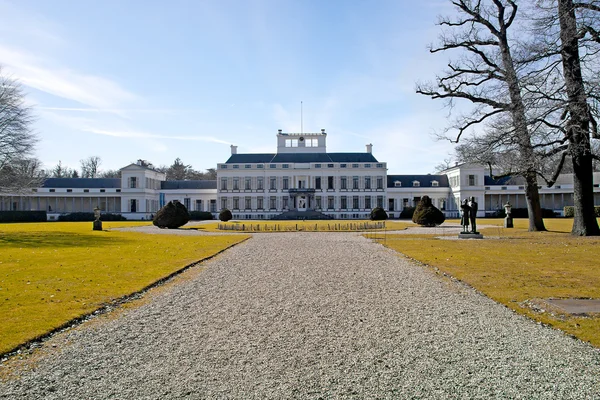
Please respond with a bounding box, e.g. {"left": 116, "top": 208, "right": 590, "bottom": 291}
{"left": 2, "top": 129, "right": 599, "bottom": 220}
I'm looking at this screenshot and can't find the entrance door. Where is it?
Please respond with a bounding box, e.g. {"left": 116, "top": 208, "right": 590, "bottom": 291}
{"left": 297, "top": 195, "right": 307, "bottom": 211}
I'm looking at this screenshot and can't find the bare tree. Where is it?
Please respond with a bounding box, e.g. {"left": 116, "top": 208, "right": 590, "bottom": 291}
{"left": 80, "top": 156, "right": 102, "bottom": 178}
{"left": 0, "top": 66, "right": 39, "bottom": 193}
{"left": 416, "top": 0, "right": 547, "bottom": 231}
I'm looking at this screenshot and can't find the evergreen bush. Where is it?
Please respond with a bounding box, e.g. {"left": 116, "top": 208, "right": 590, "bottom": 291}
{"left": 563, "top": 206, "right": 600, "bottom": 217}
{"left": 219, "top": 208, "right": 233, "bottom": 222}
{"left": 370, "top": 207, "right": 388, "bottom": 221}
{"left": 412, "top": 195, "right": 445, "bottom": 227}
{"left": 399, "top": 207, "right": 415, "bottom": 219}
{"left": 0, "top": 211, "right": 47, "bottom": 223}
{"left": 57, "top": 212, "right": 126, "bottom": 221}
{"left": 153, "top": 200, "right": 190, "bottom": 229}
{"left": 189, "top": 211, "right": 214, "bottom": 220}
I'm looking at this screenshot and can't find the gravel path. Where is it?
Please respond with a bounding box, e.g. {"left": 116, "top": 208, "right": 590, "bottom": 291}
{"left": 2, "top": 233, "right": 599, "bottom": 398}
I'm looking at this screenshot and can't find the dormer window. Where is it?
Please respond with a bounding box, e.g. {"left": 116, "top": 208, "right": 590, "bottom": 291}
{"left": 413, "top": 181, "right": 420, "bottom": 187}
{"left": 306, "top": 139, "right": 318, "bottom": 147}
{"left": 285, "top": 139, "right": 298, "bottom": 147}
{"left": 394, "top": 181, "right": 401, "bottom": 187}
{"left": 431, "top": 180, "right": 439, "bottom": 187}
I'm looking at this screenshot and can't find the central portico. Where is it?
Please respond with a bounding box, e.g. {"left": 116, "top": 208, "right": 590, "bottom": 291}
{"left": 217, "top": 129, "right": 386, "bottom": 219}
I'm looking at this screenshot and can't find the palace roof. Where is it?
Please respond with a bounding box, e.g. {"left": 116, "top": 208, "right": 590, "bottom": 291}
{"left": 161, "top": 180, "right": 217, "bottom": 190}
{"left": 42, "top": 178, "right": 121, "bottom": 188}
{"left": 225, "top": 152, "right": 379, "bottom": 164}
{"left": 387, "top": 175, "right": 449, "bottom": 188}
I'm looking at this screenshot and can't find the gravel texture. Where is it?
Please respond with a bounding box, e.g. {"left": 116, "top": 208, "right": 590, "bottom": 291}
{"left": 1, "top": 232, "right": 600, "bottom": 399}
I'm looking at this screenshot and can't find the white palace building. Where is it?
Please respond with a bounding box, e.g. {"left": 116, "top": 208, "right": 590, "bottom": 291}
{"left": 2, "top": 129, "right": 600, "bottom": 220}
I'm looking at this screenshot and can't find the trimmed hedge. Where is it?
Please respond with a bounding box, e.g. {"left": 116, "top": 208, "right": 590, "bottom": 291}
{"left": 563, "top": 206, "right": 600, "bottom": 217}
{"left": 412, "top": 196, "right": 445, "bottom": 227}
{"left": 0, "top": 211, "right": 47, "bottom": 223}
{"left": 370, "top": 207, "right": 388, "bottom": 221}
{"left": 399, "top": 207, "right": 416, "bottom": 219}
{"left": 219, "top": 208, "right": 233, "bottom": 222}
{"left": 489, "top": 208, "right": 557, "bottom": 218}
{"left": 189, "top": 211, "right": 214, "bottom": 220}
{"left": 58, "top": 212, "right": 126, "bottom": 221}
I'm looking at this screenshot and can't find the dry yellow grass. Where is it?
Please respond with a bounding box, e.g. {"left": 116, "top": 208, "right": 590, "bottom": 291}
{"left": 0, "top": 222, "right": 248, "bottom": 355}
{"left": 377, "top": 218, "right": 600, "bottom": 347}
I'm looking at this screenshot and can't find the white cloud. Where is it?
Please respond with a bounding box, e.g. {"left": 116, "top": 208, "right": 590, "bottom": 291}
{"left": 0, "top": 45, "right": 137, "bottom": 110}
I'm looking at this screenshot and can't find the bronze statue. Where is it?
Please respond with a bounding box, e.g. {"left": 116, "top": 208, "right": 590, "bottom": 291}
{"left": 468, "top": 196, "right": 478, "bottom": 233}
{"left": 460, "top": 199, "right": 470, "bottom": 233}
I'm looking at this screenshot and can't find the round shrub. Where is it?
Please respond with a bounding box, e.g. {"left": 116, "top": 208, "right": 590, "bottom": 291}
{"left": 370, "top": 207, "right": 388, "bottom": 221}
{"left": 412, "top": 195, "right": 445, "bottom": 227}
{"left": 219, "top": 208, "right": 233, "bottom": 222}
{"left": 153, "top": 200, "right": 190, "bottom": 229}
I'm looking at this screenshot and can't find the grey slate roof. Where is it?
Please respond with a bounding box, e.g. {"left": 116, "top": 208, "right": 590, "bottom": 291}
{"left": 161, "top": 180, "right": 217, "bottom": 190}
{"left": 387, "top": 175, "right": 449, "bottom": 188}
{"left": 225, "top": 152, "right": 379, "bottom": 164}
{"left": 42, "top": 178, "right": 121, "bottom": 189}
{"left": 484, "top": 175, "right": 526, "bottom": 185}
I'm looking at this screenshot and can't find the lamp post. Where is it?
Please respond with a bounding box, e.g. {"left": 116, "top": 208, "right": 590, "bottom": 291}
{"left": 93, "top": 206, "right": 102, "bottom": 231}
{"left": 504, "top": 201, "right": 513, "bottom": 228}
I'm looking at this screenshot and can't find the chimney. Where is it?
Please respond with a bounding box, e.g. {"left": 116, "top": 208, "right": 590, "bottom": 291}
{"left": 278, "top": 129, "right": 282, "bottom": 134}
{"left": 366, "top": 143, "right": 373, "bottom": 154}
{"left": 321, "top": 128, "right": 326, "bottom": 134}
{"left": 230, "top": 145, "right": 237, "bottom": 155}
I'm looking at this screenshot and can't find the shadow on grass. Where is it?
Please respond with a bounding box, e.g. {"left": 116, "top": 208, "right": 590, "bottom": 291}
{"left": 0, "top": 231, "right": 129, "bottom": 248}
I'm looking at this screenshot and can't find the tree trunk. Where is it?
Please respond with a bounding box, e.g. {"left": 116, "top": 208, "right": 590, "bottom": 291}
{"left": 524, "top": 171, "right": 547, "bottom": 231}
{"left": 497, "top": 13, "right": 547, "bottom": 231}
{"left": 558, "top": 0, "right": 600, "bottom": 236}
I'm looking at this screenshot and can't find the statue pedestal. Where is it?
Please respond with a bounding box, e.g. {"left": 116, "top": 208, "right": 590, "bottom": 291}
{"left": 504, "top": 216, "right": 513, "bottom": 228}
{"left": 93, "top": 220, "right": 103, "bottom": 231}
{"left": 458, "top": 232, "right": 483, "bottom": 239}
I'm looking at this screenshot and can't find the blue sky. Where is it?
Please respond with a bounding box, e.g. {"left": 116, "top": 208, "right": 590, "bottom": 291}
{"left": 1, "top": 0, "right": 457, "bottom": 174}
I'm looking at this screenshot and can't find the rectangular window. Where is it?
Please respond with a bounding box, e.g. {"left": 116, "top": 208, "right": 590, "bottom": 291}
{"left": 245, "top": 164, "right": 251, "bottom": 169}
{"left": 211, "top": 199, "right": 217, "bottom": 212}
{"left": 270, "top": 196, "right": 277, "bottom": 209}
{"left": 257, "top": 164, "right": 264, "bottom": 169}
{"left": 233, "top": 178, "right": 239, "bottom": 190}
{"left": 285, "top": 139, "right": 298, "bottom": 147}
{"left": 283, "top": 177, "right": 289, "bottom": 190}
{"left": 270, "top": 164, "right": 276, "bottom": 169}
{"left": 84, "top": 189, "right": 89, "bottom": 193}
{"left": 233, "top": 165, "right": 239, "bottom": 169}
{"left": 328, "top": 176, "right": 334, "bottom": 189}
{"left": 49, "top": 189, "right": 55, "bottom": 192}
{"left": 306, "top": 138, "right": 318, "bottom": 147}
{"left": 130, "top": 177, "right": 137, "bottom": 188}
{"left": 353, "top": 196, "right": 359, "bottom": 209}
{"left": 245, "top": 177, "right": 251, "bottom": 190}
{"left": 365, "top": 177, "right": 371, "bottom": 189}
{"left": 67, "top": 189, "right": 72, "bottom": 193}
{"left": 221, "top": 178, "right": 227, "bottom": 190}
{"left": 352, "top": 164, "right": 359, "bottom": 168}
{"left": 376, "top": 163, "right": 383, "bottom": 168}
{"left": 468, "top": 174, "right": 477, "bottom": 186}
{"left": 353, "top": 176, "right": 359, "bottom": 189}
{"left": 257, "top": 177, "right": 264, "bottom": 190}
{"left": 220, "top": 165, "right": 228, "bottom": 169}
{"left": 327, "top": 164, "right": 334, "bottom": 168}
{"left": 377, "top": 196, "right": 384, "bottom": 208}
{"left": 328, "top": 196, "right": 335, "bottom": 210}
{"left": 130, "top": 199, "right": 137, "bottom": 212}
{"left": 340, "top": 163, "right": 347, "bottom": 168}
{"left": 184, "top": 198, "right": 191, "bottom": 210}
{"left": 221, "top": 198, "right": 227, "bottom": 210}
{"left": 377, "top": 177, "right": 383, "bottom": 189}
{"left": 257, "top": 197, "right": 263, "bottom": 210}
{"left": 316, "top": 196, "right": 322, "bottom": 209}
{"left": 365, "top": 164, "right": 371, "bottom": 168}
{"left": 315, "top": 164, "right": 321, "bottom": 168}
{"left": 341, "top": 177, "right": 347, "bottom": 189}
{"left": 270, "top": 177, "right": 277, "bottom": 190}
{"left": 341, "top": 196, "right": 347, "bottom": 210}
{"left": 365, "top": 196, "right": 371, "bottom": 209}
{"left": 233, "top": 197, "right": 240, "bottom": 210}
{"left": 315, "top": 177, "right": 322, "bottom": 190}
{"left": 245, "top": 197, "right": 251, "bottom": 210}
{"left": 283, "top": 197, "right": 289, "bottom": 209}
{"left": 196, "top": 199, "right": 203, "bottom": 211}
{"left": 282, "top": 164, "right": 289, "bottom": 169}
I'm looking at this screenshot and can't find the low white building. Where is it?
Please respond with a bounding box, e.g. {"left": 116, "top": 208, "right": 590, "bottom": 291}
{"left": 1, "top": 130, "right": 598, "bottom": 220}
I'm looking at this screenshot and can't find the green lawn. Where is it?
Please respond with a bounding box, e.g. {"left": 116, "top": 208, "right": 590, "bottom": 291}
{"left": 0, "top": 222, "right": 248, "bottom": 355}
